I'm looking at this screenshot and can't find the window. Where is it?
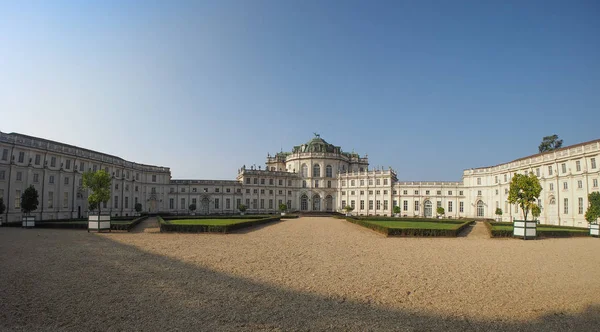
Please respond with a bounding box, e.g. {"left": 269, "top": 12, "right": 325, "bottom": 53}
{"left": 376, "top": 190, "right": 380, "bottom": 195}
{"left": 226, "top": 188, "right": 231, "bottom": 193}
{"left": 351, "top": 200, "right": 355, "bottom": 209}
{"left": 327, "top": 180, "right": 331, "bottom": 188}
{"left": 278, "top": 179, "right": 283, "bottom": 186}
{"left": 403, "top": 200, "right": 408, "bottom": 211}
{"left": 384, "top": 179, "right": 388, "bottom": 185}
{"left": 125, "top": 185, "right": 129, "bottom": 191}
{"left": 18, "top": 151, "right": 25, "bottom": 163}
{"left": 359, "top": 191, "right": 364, "bottom": 195}
{"left": 204, "top": 188, "right": 208, "bottom": 193}
{"left": 269, "top": 190, "right": 273, "bottom": 195}
{"left": 16, "top": 172, "right": 22, "bottom": 181}
{"left": 360, "top": 200, "right": 365, "bottom": 209}
{"left": 351, "top": 191, "right": 355, "bottom": 195}
{"left": 594, "top": 179, "right": 598, "bottom": 188}
{"left": 477, "top": 190, "right": 482, "bottom": 196}
{"left": 50, "top": 156, "right": 56, "bottom": 167}
{"left": 181, "top": 188, "right": 186, "bottom": 193}
{"left": 226, "top": 199, "right": 231, "bottom": 209}
{"left": 260, "top": 199, "right": 264, "bottom": 209}
{"left": 459, "top": 191, "right": 463, "bottom": 196}
{"left": 116, "top": 184, "right": 120, "bottom": 190}
{"left": 576, "top": 161, "right": 581, "bottom": 172}
{"left": 215, "top": 188, "right": 220, "bottom": 193}
{"left": 548, "top": 166, "right": 553, "bottom": 176}
{"left": 181, "top": 198, "right": 185, "bottom": 209}
{"left": 301, "top": 164, "right": 308, "bottom": 177}
{"left": 578, "top": 197, "right": 584, "bottom": 214}
{"left": 536, "top": 168, "right": 540, "bottom": 177}
{"left": 245, "top": 178, "right": 250, "bottom": 184}
{"left": 80, "top": 161, "right": 84, "bottom": 171}
{"left": 15, "top": 190, "right": 21, "bottom": 208}
{"left": 504, "top": 174, "right": 507, "bottom": 182}
{"left": 169, "top": 198, "right": 174, "bottom": 209}
{"left": 426, "top": 190, "right": 430, "bottom": 195}
{"left": 269, "top": 179, "right": 273, "bottom": 185}
{"left": 384, "top": 200, "right": 388, "bottom": 210}
{"left": 215, "top": 198, "right": 219, "bottom": 209}
{"left": 384, "top": 190, "right": 388, "bottom": 195}
{"left": 63, "top": 192, "right": 69, "bottom": 208}
{"left": 170, "top": 187, "right": 174, "bottom": 193}
{"left": 369, "top": 200, "right": 374, "bottom": 210}
{"left": 591, "top": 158, "right": 597, "bottom": 169}
{"left": 414, "top": 201, "right": 419, "bottom": 211}
{"left": 495, "top": 176, "right": 498, "bottom": 184}
{"left": 125, "top": 197, "right": 129, "bottom": 209}
{"left": 152, "top": 175, "right": 156, "bottom": 182}
{"left": 561, "top": 163, "right": 567, "bottom": 174}
{"left": 341, "top": 200, "right": 346, "bottom": 208}
{"left": 49, "top": 175, "right": 55, "bottom": 184}
{"left": 495, "top": 189, "right": 498, "bottom": 195}
{"left": 351, "top": 180, "right": 355, "bottom": 186}
{"left": 342, "top": 191, "right": 345, "bottom": 196}
{"left": 477, "top": 178, "right": 481, "bottom": 185}
{"left": 47, "top": 191, "right": 53, "bottom": 208}
{"left": 64, "top": 177, "right": 69, "bottom": 185}
{"left": 549, "top": 183, "right": 554, "bottom": 191}
{"left": 93, "top": 165, "right": 97, "bottom": 172}
{"left": 302, "top": 180, "right": 307, "bottom": 188}
{"left": 459, "top": 201, "right": 464, "bottom": 213}
{"left": 0, "top": 170, "right": 4, "bottom": 180}
{"left": 448, "top": 201, "right": 453, "bottom": 212}
{"left": 564, "top": 198, "right": 568, "bottom": 214}
{"left": 260, "top": 179, "right": 265, "bottom": 185}
{"left": 369, "top": 190, "right": 373, "bottom": 195}
{"left": 376, "top": 179, "right": 380, "bottom": 185}
{"left": 245, "top": 189, "right": 250, "bottom": 194}
{"left": 414, "top": 190, "right": 419, "bottom": 195}
{"left": 369, "top": 180, "right": 373, "bottom": 186}
{"left": 114, "top": 196, "right": 118, "bottom": 209}
{"left": 35, "top": 154, "right": 40, "bottom": 165}
{"left": 326, "top": 165, "right": 332, "bottom": 177}
{"left": 448, "top": 191, "right": 452, "bottom": 195}
{"left": 403, "top": 190, "right": 408, "bottom": 195}
{"left": 33, "top": 173, "right": 39, "bottom": 183}
{"left": 288, "top": 180, "right": 292, "bottom": 186}
{"left": 577, "top": 180, "right": 583, "bottom": 189}
{"left": 1, "top": 149, "right": 7, "bottom": 161}
{"left": 437, "top": 201, "right": 442, "bottom": 208}
{"left": 505, "top": 188, "right": 508, "bottom": 194}
{"left": 313, "top": 164, "right": 320, "bottom": 177}
{"left": 563, "top": 182, "right": 568, "bottom": 190}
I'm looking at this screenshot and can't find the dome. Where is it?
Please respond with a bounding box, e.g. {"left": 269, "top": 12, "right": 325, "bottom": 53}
{"left": 293, "top": 134, "right": 341, "bottom": 154}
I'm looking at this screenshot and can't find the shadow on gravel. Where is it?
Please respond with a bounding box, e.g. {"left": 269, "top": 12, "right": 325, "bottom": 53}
{"left": 0, "top": 229, "right": 598, "bottom": 332}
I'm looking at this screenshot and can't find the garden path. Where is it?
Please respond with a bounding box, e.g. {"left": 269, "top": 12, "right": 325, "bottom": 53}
{"left": 458, "top": 221, "right": 489, "bottom": 239}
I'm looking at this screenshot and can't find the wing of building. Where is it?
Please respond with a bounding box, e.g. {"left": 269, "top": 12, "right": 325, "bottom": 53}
{"left": 1, "top": 131, "right": 598, "bottom": 227}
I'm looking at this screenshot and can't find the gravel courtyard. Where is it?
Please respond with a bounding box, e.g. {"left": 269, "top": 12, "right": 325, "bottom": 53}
{"left": 1, "top": 217, "right": 599, "bottom": 331}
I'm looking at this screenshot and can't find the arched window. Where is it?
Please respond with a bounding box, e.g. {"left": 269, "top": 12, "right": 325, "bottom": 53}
{"left": 301, "top": 195, "right": 308, "bottom": 211}
{"left": 301, "top": 164, "right": 308, "bottom": 177}
{"left": 313, "top": 164, "right": 321, "bottom": 177}
{"left": 326, "top": 165, "right": 332, "bottom": 178}
{"left": 477, "top": 200, "right": 484, "bottom": 217}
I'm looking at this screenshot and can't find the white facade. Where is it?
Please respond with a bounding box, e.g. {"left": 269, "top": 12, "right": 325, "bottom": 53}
{"left": 1, "top": 131, "right": 598, "bottom": 226}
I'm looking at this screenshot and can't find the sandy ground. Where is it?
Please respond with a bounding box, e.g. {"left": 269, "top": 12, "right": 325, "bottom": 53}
{"left": 1, "top": 217, "right": 599, "bottom": 331}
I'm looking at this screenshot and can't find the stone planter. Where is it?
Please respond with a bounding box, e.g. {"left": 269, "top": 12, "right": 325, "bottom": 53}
{"left": 22, "top": 216, "right": 35, "bottom": 228}
{"left": 513, "top": 220, "right": 537, "bottom": 240}
{"left": 88, "top": 215, "right": 111, "bottom": 233}
{"left": 280, "top": 212, "right": 286, "bottom": 216}
{"left": 590, "top": 224, "right": 599, "bottom": 237}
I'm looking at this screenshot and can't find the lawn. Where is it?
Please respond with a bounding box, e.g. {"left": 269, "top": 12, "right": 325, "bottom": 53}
{"left": 345, "top": 217, "right": 474, "bottom": 237}
{"left": 166, "top": 219, "right": 256, "bottom": 226}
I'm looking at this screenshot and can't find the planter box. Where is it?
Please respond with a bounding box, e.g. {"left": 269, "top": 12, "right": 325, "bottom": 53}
{"left": 513, "top": 220, "right": 537, "bottom": 239}
{"left": 240, "top": 212, "right": 245, "bottom": 216}
{"left": 88, "top": 215, "right": 111, "bottom": 233}
{"left": 22, "top": 216, "right": 35, "bottom": 228}
{"left": 591, "top": 224, "right": 599, "bottom": 237}
{"left": 280, "top": 212, "right": 286, "bottom": 216}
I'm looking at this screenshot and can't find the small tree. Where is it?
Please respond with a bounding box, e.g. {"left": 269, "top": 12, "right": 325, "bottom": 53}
{"left": 585, "top": 192, "right": 600, "bottom": 224}
{"left": 531, "top": 204, "right": 541, "bottom": 221}
{"left": 538, "top": 134, "right": 563, "bottom": 153}
{"left": 189, "top": 203, "right": 197, "bottom": 214}
{"left": 88, "top": 201, "right": 98, "bottom": 213}
{"left": 135, "top": 203, "right": 143, "bottom": 214}
{"left": 238, "top": 204, "right": 247, "bottom": 213}
{"left": 508, "top": 172, "right": 542, "bottom": 221}
{"left": 436, "top": 207, "right": 445, "bottom": 216}
{"left": 21, "top": 185, "right": 39, "bottom": 216}
{"left": 393, "top": 205, "right": 401, "bottom": 215}
{"left": 82, "top": 170, "right": 111, "bottom": 216}
{"left": 495, "top": 208, "right": 503, "bottom": 221}
{"left": 279, "top": 203, "right": 287, "bottom": 212}
{"left": 343, "top": 205, "right": 354, "bottom": 215}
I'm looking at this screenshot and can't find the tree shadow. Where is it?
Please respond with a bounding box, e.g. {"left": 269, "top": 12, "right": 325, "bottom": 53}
{"left": 0, "top": 229, "right": 598, "bottom": 331}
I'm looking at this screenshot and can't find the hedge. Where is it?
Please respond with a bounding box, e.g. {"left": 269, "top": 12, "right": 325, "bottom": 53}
{"left": 345, "top": 217, "right": 474, "bottom": 237}
{"left": 350, "top": 216, "right": 468, "bottom": 224}
{"left": 158, "top": 216, "right": 280, "bottom": 233}
{"left": 4, "top": 216, "right": 148, "bottom": 232}
{"left": 485, "top": 221, "right": 591, "bottom": 238}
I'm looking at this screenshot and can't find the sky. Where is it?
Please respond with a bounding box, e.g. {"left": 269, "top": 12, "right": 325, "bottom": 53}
{"left": 1, "top": 0, "right": 598, "bottom": 181}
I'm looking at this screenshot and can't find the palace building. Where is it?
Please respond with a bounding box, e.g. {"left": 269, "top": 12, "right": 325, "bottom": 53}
{"left": 1, "top": 131, "right": 598, "bottom": 227}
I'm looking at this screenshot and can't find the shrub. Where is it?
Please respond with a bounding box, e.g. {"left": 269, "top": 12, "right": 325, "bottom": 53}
{"left": 158, "top": 216, "right": 280, "bottom": 233}
{"left": 345, "top": 217, "right": 473, "bottom": 237}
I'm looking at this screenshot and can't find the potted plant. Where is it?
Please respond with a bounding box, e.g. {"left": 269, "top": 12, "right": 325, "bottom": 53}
{"left": 189, "top": 203, "right": 197, "bottom": 216}
{"left": 83, "top": 170, "right": 112, "bottom": 232}
{"left": 585, "top": 192, "right": 600, "bottom": 237}
{"left": 238, "top": 204, "right": 247, "bottom": 216}
{"left": 343, "top": 205, "right": 354, "bottom": 216}
{"left": 393, "top": 205, "right": 401, "bottom": 217}
{"left": 21, "top": 185, "right": 39, "bottom": 228}
{"left": 508, "top": 172, "right": 542, "bottom": 240}
{"left": 135, "top": 203, "right": 143, "bottom": 216}
{"left": 279, "top": 203, "right": 287, "bottom": 216}
{"left": 0, "top": 197, "right": 5, "bottom": 226}
{"left": 436, "top": 207, "right": 445, "bottom": 219}
{"left": 495, "top": 208, "right": 503, "bottom": 222}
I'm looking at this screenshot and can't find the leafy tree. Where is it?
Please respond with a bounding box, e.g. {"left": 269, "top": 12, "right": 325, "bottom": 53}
{"left": 279, "top": 203, "right": 287, "bottom": 212}
{"left": 135, "top": 203, "right": 143, "bottom": 214}
{"left": 538, "top": 134, "right": 563, "bottom": 153}
{"left": 495, "top": 208, "right": 503, "bottom": 217}
{"left": 189, "top": 203, "right": 197, "bottom": 213}
{"left": 393, "top": 205, "right": 401, "bottom": 215}
{"left": 238, "top": 204, "right": 247, "bottom": 213}
{"left": 531, "top": 204, "right": 541, "bottom": 221}
{"left": 21, "top": 185, "right": 39, "bottom": 216}
{"left": 343, "top": 205, "right": 354, "bottom": 214}
{"left": 585, "top": 192, "right": 600, "bottom": 224}
{"left": 436, "top": 207, "right": 445, "bottom": 216}
{"left": 508, "top": 172, "right": 542, "bottom": 221}
{"left": 82, "top": 170, "right": 112, "bottom": 216}
{"left": 0, "top": 197, "right": 6, "bottom": 215}
{"left": 88, "top": 201, "right": 98, "bottom": 212}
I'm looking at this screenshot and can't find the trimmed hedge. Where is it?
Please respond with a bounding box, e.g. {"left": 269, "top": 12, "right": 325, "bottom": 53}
{"left": 485, "top": 221, "right": 590, "bottom": 238}
{"left": 8, "top": 216, "right": 149, "bottom": 232}
{"left": 158, "top": 216, "right": 280, "bottom": 233}
{"left": 161, "top": 215, "right": 274, "bottom": 221}
{"left": 350, "top": 216, "right": 467, "bottom": 224}
{"left": 345, "top": 217, "right": 474, "bottom": 237}
{"left": 110, "top": 216, "right": 149, "bottom": 231}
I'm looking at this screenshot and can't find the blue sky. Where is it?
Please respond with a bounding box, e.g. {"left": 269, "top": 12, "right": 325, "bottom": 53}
{"left": 1, "top": 1, "right": 598, "bottom": 180}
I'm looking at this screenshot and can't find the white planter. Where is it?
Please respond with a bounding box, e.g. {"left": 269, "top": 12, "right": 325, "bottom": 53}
{"left": 513, "top": 220, "right": 537, "bottom": 239}
{"left": 280, "top": 212, "right": 286, "bottom": 216}
{"left": 88, "top": 215, "right": 111, "bottom": 232}
{"left": 346, "top": 213, "right": 352, "bottom": 217}
{"left": 240, "top": 212, "right": 245, "bottom": 216}
{"left": 22, "top": 216, "right": 35, "bottom": 228}
{"left": 591, "top": 224, "right": 599, "bottom": 237}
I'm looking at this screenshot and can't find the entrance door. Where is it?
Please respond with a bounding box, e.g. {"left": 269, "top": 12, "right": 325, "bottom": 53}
{"left": 424, "top": 200, "right": 432, "bottom": 217}
{"left": 301, "top": 195, "right": 308, "bottom": 211}
{"left": 325, "top": 195, "right": 333, "bottom": 212}
{"left": 312, "top": 194, "right": 321, "bottom": 211}
{"left": 477, "top": 200, "right": 484, "bottom": 217}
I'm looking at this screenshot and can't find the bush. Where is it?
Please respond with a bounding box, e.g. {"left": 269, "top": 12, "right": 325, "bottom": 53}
{"left": 158, "top": 216, "right": 280, "bottom": 233}
{"left": 345, "top": 217, "right": 473, "bottom": 237}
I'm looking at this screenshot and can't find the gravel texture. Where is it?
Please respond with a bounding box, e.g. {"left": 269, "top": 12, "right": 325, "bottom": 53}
{"left": 1, "top": 217, "right": 599, "bottom": 331}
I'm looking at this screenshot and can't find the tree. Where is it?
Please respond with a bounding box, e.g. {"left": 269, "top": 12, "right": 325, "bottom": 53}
{"left": 531, "top": 204, "right": 541, "bottom": 221}
{"left": 238, "top": 204, "right": 247, "bottom": 213}
{"left": 135, "top": 203, "right": 143, "bottom": 214}
{"left": 393, "top": 205, "right": 401, "bottom": 215}
{"left": 508, "top": 172, "right": 542, "bottom": 221}
{"left": 82, "top": 170, "right": 112, "bottom": 216}
{"left": 88, "top": 201, "right": 98, "bottom": 213}
{"left": 189, "top": 203, "right": 197, "bottom": 214}
{"left": 279, "top": 203, "right": 287, "bottom": 212}
{"left": 0, "top": 197, "right": 6, "bottom": 215}
{"left": 21, "top": 185, "right": 39, "bottom": 216}
{"left": 585, "top": 192, "right": 600, "bottom": 224}
{"left": 343, "top": 205, "right": 354, "bottom": 214}
{"left": 495, "top": 208, "right": 503, "bottom": 221}
{"left": 436, "top": 207, "right": 445, "bottom": 216}
{"left": 538, "top": 135, "right": 563, "bottom": 153}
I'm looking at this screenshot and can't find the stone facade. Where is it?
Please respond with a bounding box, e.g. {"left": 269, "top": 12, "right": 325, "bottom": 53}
{"left": 1, "top": 131, "right": 599, "bottom": 226}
